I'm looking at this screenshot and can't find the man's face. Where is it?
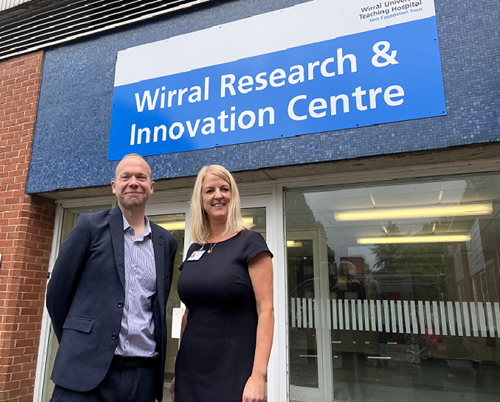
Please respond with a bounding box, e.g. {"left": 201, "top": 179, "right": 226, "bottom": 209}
{"left": 111, "top": 156, "right": 154, "bottom": 211}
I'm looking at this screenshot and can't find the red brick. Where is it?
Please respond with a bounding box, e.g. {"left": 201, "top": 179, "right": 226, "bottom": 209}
{"left": 22, "top": 346, "right": 39, "bottom": 356}
{"left": 27, "top": 300, "right": 44, "bottom": 309}
{"left": 0, "top": 374, "right": 11, "bottom": 383}
{"left": 0, "top": 239, "right": 14, "bottom": 247}
{"left": 19, "top": 392, "right": 35, "bottom": 402}
{"left": 0, "top": 308, "right": 20, "bottom": 316}
{"left": 8, "top": 385, "right": 29, "bottom": 398}
{"left": 2, "top": 379, "right": 20, "bottom": 390}
{"left": 20, "top": 292, "right": 39, "bottom": 301}
{"left": 17, "top": 323, "right": 37, "bottom": 332}
{"left": 3, "top": 299, "right": 29, "bottom": 308}
{"left": 2, "top": 315, "right": 27, "bottom": 324}
{"left": 18, "top": 307, "right": 39, "bottom": 316}
{"left": 21, "top": 379, "right": 35, "bottom": 392}
{"left": 20, "top": 362, "right": 36, "bottom": 372}
{"left": 0, "top": 356, "right": 13, "bottom": 366}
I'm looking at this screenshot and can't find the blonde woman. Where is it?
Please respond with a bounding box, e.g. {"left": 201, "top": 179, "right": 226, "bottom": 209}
{"left": 170, "top": 165, "right": 274, "bottom": 402}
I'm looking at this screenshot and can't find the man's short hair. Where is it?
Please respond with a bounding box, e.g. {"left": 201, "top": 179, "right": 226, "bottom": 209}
{"left": 114, "top": 153, "right": 153, "bottom": 182}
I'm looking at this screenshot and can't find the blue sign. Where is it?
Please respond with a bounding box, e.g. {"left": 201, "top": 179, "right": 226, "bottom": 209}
{"left": 108, "top": 15, "right": 446, "bottom": 160}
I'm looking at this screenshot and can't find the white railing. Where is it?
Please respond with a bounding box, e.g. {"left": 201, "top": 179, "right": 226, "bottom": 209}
{"left": 290, "top": 298, "right": 500, "bottom": 338}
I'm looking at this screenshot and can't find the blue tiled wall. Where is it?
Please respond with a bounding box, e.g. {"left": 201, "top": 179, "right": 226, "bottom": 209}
{"left": 26, "top": 0, "right": 500, "bottom": 193}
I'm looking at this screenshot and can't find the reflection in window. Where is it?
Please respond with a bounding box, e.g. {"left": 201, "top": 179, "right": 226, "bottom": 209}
{"left": 286, "top": 173, "right": 500, "bottom": 402}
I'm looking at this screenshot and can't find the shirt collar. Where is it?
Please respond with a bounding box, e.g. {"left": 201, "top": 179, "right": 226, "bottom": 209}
{"left": 122, "top": 215, "right": 152, "bottom": 239}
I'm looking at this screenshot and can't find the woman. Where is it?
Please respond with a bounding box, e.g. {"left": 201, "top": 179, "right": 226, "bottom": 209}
{"left": 170, "top": 165, "right": 274, "bottom": 402}
{"left": 333, "top": 260, "right": 365, "bottom": 300}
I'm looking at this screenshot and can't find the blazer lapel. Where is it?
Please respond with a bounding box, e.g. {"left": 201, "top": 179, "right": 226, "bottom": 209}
{"left": 109, "top": 206, "right": 126, "bottom": 289}
{"left": 151, "top": 226, "right": 165, "bottom": 312}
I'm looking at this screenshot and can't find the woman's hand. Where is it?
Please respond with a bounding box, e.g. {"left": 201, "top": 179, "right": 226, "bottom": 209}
{"left": 242, "top": 374, "right": 266, "bottom": 402}
{"left": 170, "top": 377, "right": 176, "bottom": 401}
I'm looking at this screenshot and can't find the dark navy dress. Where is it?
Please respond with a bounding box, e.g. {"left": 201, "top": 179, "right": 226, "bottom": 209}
{"left": 175, "top": 230, "right": 272, "bottom": 402}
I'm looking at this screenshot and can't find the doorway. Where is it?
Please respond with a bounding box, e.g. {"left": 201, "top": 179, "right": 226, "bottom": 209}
{"left": 39, "top": 194, "right": 276, "bottom": 402}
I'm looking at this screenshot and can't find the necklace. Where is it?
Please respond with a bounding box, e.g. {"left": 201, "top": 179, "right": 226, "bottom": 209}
{"left": 204, "top": 234, "right": 222, "bottom": 254}
{"left": 207, "top": 242, "right": 217, "bottom": 253}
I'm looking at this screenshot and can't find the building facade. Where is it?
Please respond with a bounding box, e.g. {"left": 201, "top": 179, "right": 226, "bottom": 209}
{"left": 0, "top": 0, "right": 499, "bottom": 401}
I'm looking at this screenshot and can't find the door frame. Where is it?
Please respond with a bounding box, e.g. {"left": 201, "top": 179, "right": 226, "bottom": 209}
{"left": 287, "top": 229, "right": 333, "bottom": 402}
{"left": 34, "top": 185, "right": 288, "bottom": 402}
{"left": 240, "top": 188, "right": 288, "bottom": 402}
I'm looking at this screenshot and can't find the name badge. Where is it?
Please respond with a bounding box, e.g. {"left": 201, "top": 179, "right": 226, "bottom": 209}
{"left": 187, "top": 249, "right": 206, "bottom": 261}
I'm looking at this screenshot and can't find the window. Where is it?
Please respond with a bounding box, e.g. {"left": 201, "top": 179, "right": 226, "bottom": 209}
{"left": 286, "top": 172, "right": 500, "bottom": 402}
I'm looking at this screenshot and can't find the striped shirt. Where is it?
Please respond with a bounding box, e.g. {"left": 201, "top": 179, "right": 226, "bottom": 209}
{"left": 115, "top": 215, "right": 158, "bottom": 357}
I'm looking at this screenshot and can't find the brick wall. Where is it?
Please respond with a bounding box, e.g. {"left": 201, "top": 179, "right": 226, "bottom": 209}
{"left": 0, "top": 52, "right": 56, "bottom": 401}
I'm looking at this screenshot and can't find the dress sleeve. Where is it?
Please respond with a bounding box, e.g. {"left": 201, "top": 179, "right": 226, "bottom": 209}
{"left": 242, "top": 230, "right": 273, "bottom": 264}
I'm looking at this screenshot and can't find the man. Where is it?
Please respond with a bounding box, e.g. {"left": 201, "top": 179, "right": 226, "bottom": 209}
{"left": 46, "top": 154, "right": 177, "bottom": 401}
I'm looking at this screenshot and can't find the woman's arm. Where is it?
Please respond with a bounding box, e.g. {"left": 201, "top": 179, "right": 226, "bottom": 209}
{"left": 170, "top": 308, "right": 189, "bottom": 402}
{"left": 179, "top": 307, "right": 189, "bottom": 343}
{"left": 244, "top": 251, "right": 274, "bottom": 402}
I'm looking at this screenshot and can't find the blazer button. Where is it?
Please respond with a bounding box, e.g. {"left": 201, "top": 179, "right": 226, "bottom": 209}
{"left": 118, "top": 302, "right": 124, "bottom": 308}
{"left": 111, "top": 333, "right": 118, "bottom": 340}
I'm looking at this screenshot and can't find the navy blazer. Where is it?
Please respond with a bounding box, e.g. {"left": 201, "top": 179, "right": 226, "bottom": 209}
{"left": 46, "top": 206, "right": 177, "bottom": 401}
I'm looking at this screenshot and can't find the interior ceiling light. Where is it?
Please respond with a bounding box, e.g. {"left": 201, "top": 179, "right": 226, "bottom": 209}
{"left": 158, "top": 221, "right": 185, "bottom": 231}
{"left": 335, "top": 203, "right": 493, "bottom": 221}
{"left": 357, "top": 235, "right": 471, "bottom": 244}
{"left": 158, "top": 217, "right": 254, "bottom": 231}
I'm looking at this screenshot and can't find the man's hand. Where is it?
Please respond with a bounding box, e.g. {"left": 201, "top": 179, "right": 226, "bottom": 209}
{"left": 169, "top": 377, "right": 176, "bottom": 401}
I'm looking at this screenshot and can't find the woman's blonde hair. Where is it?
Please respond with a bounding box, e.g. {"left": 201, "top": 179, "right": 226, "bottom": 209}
{"left": 190, "top": 165, "right": 249, "bottom": 245}
{"left": 337, "top": 261, "right": 355, "bottom": 291}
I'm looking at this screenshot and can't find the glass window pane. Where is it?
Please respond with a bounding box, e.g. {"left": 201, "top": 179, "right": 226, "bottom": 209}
{"left": 286, "top": 173, "right": 500, "bottom": 402}
{"left": 242, "top": 207, "right": 267, "bottom": 239}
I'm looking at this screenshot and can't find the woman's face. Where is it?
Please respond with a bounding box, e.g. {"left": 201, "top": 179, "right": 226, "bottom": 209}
{"left": 201, "top": 172, "right": 232, "bottom": 223}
